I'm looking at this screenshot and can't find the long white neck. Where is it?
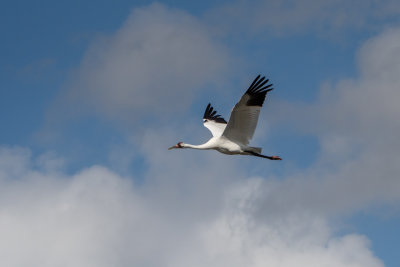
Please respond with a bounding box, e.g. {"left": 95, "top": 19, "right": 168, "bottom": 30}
{"left": 182, "top": 143, "right": 212, "bottom": 150}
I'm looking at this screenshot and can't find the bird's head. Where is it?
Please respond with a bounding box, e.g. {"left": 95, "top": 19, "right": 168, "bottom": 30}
{"left": 168, "top": 141, "right": 184, "bottom": 150}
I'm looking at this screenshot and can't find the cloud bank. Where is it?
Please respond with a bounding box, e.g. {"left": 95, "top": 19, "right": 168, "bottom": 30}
{"left": 0, "top": 146, "right": 383, "bottom": 267}
{"left": 51, "top": 3, "right": 230, "bottom": 124}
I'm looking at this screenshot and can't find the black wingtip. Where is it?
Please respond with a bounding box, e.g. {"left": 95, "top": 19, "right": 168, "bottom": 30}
{"left": 245, "top": 74, "right": 274, "bottom": 107}
{"left": 203, "top": 103, "right": 227, "bottom": 124}
{"left": 247, "top": 75, "right": 261, "bottom": 91}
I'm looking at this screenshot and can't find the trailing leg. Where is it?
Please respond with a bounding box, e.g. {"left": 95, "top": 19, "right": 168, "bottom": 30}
{"left": 245, "top": 151, "right": 282, "bottom": 160}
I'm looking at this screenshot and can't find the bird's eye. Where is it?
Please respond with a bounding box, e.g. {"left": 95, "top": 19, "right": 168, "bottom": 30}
{"left": 204, "top": 119, "right": 208, "bottom": 122}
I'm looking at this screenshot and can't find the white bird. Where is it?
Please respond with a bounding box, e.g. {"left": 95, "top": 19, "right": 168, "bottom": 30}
{"left": 168, "top": 75, "right": 282, "bottom": 160}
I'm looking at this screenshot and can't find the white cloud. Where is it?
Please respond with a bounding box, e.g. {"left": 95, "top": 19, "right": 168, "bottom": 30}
{"left": 264, "top": 26, "right": 400, "bottom": 217}
{"left": 0, "top": 146, "right": 383, "bottom": 267}
{"left": 198, "top": 179, "right": 382, "bottom": 267}
{"left": 50, "top": 3, "right": 230, "bottom": 124}
{"left": 311, "top": 28, "right": 400, "bottom": 142}
{"left": 310, "top": 27, "right": 400, "bottom": 165}
{"left": 208, "top": 0, "right": 400, "bottom": 36}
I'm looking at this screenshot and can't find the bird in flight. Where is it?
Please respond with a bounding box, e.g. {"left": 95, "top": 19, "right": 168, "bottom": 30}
{"left": 168, "top": 75, "right": 282, "bottom": 160}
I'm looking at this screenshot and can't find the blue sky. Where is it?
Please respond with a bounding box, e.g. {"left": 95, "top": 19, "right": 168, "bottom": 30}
{"left": 1, "top": 1, "right": 400, "bottom": 266}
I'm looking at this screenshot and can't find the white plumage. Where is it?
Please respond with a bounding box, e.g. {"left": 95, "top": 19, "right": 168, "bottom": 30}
{"left": 203, "top": 119, "right": 226, "bottom": 138}
{"left": 168, "top": 75, "right": 282, "bottom": 160}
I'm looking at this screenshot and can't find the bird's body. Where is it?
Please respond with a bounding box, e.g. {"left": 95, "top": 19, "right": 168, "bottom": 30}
{"left": 182, "top": 136, "right": 241, "bottom": 154}
{"left": 169, "top": 75, "right": 282, "bottom": 160}
{"left": 181, "top": 132, "right": 261, "bottom": 155}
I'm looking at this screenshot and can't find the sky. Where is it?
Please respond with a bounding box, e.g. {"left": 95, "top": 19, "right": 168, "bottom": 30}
{"left": 1, "top": 0, "right": 400, "bottom": 266}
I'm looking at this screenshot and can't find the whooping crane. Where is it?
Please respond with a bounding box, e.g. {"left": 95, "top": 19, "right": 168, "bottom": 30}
{"left": 168, "top": 75, "right": 282, "bottom": 160}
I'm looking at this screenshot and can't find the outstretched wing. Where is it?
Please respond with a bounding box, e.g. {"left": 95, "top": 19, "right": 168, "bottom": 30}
{"left": 203, "top": 103, "right": 227, "bottom": 137}
{"left": 222, "top": 75, "right": 274, "bottom": 145}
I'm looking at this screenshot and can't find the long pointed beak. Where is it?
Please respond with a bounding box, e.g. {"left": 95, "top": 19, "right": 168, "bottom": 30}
{"left": 168, "top": 145, "right": 177, "bottom": 150}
